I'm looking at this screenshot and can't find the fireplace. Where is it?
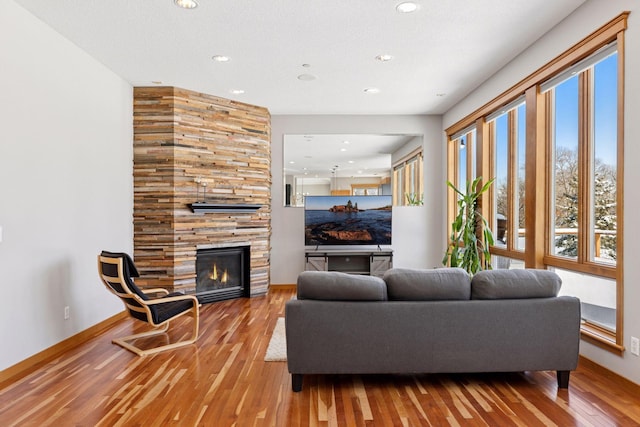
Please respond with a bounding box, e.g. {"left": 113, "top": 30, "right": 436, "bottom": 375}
{"left": 195, "top": 245, "right": 250, "bottom": 303}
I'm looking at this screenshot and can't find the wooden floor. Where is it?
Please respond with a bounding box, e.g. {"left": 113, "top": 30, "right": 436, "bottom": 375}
{"left": 1, "top": 288, "right": 640, "bottom": 426}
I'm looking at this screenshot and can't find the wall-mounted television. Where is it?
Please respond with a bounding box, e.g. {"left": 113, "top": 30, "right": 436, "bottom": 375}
{"left": 304, "top": 195, "right": 392, "bottom": 246}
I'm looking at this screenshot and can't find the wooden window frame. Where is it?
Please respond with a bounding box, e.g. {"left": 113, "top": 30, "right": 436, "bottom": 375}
{"left": 446, "top": 130, "right": 476, "bottom": 226}
{"left": 445, "top": 13, "right": 628, "bottom": 354}
{"left": 393, "top": 148, "right": 424, "bottom": 206}
{"left": 486, "top": 104, "right": 527, "bottom": 262}
{"left": 393, "top": 166, "right": 403, "bottom": 205}
{"left": 543, "top": 68, "right": 618, "bottom": 279}
{"left": 543, "top": 44, "right": 624, "bottom": 353}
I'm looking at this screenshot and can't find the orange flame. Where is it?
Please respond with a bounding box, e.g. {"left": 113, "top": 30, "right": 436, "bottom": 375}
{"left": 209, "top": 263, "right": 218, "bottom": 280}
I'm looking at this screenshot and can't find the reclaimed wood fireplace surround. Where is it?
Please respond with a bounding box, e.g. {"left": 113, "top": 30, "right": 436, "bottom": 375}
{"left": 132, "top": 87, "right": 271, "bottom": 299}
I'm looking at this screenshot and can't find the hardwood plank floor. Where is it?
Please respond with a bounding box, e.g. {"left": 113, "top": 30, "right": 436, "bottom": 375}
{"left": 1, "top": 288, "right": 639, "bottom": 426}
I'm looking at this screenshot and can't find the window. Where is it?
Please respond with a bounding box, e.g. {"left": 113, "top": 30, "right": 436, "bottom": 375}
{"left": 457, "top": 131, "right": 478, "bottom": 188}
{"left": 393, "top": 165, "right": 403, "bottom": 205}
{"left": 548, "top": 75, "right": 580, "bottom": 259}
{"left": 393, "top": 150, "right": 423, "bottom": 205}
{"left": 487, "top": 100, "right": 526, "bottom": 259}
{"left": 352, "top": 184, "right": 380, "bottom": 196}
{"left": 544, "top": 45, "right": 619, "bottom": 336}
{"left": 449, "top": 129, "right": 477, "bottom": 193}
{"left": 445, "top": 14, "right": 627, "bottom": 352}
{"left": 592, "top": 54, "right": 618, "bottom": 265}
{"left": 447, "top": 128, "right": 478, "bottom": 247}
{"left": 459, "top": 134, "right": 468, "bottom": 187}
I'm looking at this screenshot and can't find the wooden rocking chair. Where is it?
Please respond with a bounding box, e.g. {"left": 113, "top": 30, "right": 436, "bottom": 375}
{"left": 97, "top": 251, "right": 200, "bottom": 356}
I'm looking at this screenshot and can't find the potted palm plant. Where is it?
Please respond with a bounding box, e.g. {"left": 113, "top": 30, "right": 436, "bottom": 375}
{"left": 442, "top": 176, "right": 495, "bottom": 275}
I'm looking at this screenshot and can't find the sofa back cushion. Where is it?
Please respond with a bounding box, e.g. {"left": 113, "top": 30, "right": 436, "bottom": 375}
{"left": 471, "top": 269, "right": 562, "bottom": 299}
{"left": 297, "top": 271, "right": 387, "bottom": 301}
{"left": 383, "top": 268, "right": 471, "bottom": 301}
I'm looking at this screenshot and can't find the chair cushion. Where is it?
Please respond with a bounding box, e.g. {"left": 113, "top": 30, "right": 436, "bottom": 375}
{"left": 100, "top": 251, "right": 149, "bottom": 301}
{"left": 150, "top": 292, "right": 196, "bottom": 324}
{"left": 471, "top": 269, "right": 562, "bottom": 299}
{"left": 101, "top": 250, "right": 140, "bottom": 277}
{"left": 297, "top": 271, "right": 387, "bottom": 301}
{"left": 383, "top": 268, "right": 471, "bottom": 300}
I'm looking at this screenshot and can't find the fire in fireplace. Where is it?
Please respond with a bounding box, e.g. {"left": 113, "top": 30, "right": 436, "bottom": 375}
{"left": 195, "top": 245, "right": 250, "bottom": 303}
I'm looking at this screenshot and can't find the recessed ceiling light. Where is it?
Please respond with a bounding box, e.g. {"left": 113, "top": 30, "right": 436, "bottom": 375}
{"left": 343, "top": 140, "right": 350, "bottom": 144}
{"left": 340, "top": 148, "right": 347, "bottom": 152}
{"left": 364, "top": 87, "right": 380, "bottom": 94}
{"left": 212, "top": 55, "right": 230, "bottom": 62}
{"left": 174, "top": 0, "right": 198, "bottom": 9}
{"left": 229, "top": 89, "right": 245, "bottom": 94}
{"left": 297, "top": 74, "right": 317, "bottom": 81}
{"left": 375, "top": 54, "right": 393, "bottom": 62}
{"left": 396, "top": 2, "right": 419, "bottom": 13}
{"left": 348, "top": 160, "right": 355, "bottom": 164}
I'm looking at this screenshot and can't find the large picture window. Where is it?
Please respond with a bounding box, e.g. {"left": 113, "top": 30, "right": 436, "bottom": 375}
{"left": 544, "top": 45, "right": 619, "bottom": 336}
{"left": 446, "top": 14, "right": 626, "bottom": 353}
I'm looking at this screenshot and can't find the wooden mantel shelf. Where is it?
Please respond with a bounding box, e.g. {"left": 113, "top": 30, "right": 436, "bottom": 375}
{"left": 188, "top": 202, "right": 262, "bottom": 213}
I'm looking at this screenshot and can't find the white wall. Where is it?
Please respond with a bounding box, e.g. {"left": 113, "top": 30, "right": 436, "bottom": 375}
{"left": 443, "top": 0, "right": 640, "bottom": 385}
{"left": 271, "top": 115, "right": 444, "bottom": 284}
{"left": 0, "top": 1, "right": 132, "bottom": 371}
{"left": 392, "top": 135, "right": 423, "bottom": 164}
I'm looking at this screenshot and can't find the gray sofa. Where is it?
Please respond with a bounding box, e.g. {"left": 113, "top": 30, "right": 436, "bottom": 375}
{"left": 285, "top": 268, "right": 581, "bottom": 392}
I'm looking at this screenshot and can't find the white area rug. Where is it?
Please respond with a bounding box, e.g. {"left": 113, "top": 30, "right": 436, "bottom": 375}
{"left": 264, "top": 317, "right": 287, "bottom": 362}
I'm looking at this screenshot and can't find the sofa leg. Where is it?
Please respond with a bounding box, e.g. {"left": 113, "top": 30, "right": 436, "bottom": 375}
{"left": 557, "top": 370, "right": 570, "bottom": 388}
{"left": 292, "top": 374, "right": 303, "bottom": 392}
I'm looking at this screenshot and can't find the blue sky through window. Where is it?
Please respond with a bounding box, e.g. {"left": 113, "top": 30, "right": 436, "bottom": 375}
{"left": 492, "top": 52, "right": 617, "bottom": 170}
{"left": 554, "top": 52, "right": 618, "bottom": 166}
{"left": 594, "top": 53, "right": 618, "bottom": 166}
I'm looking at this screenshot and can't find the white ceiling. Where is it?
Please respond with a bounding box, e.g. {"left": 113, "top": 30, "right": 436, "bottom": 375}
{"left": 14, "top": 0, "right": 585, "bottom": 115}
{"left": 284, "top": 134, "right": 415, "bottom": 182}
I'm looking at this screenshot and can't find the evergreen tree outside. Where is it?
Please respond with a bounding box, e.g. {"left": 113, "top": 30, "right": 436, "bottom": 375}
{"left": 495, "top": 146, "right": 617, "bottom": 261}
{"left": 593, "top": 159, "right": 617, "bottom": 260}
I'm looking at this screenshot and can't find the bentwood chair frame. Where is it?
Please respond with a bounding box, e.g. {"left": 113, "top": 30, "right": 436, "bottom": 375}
{"left": 97, "top": 252, "right": 200, "bottom": 356}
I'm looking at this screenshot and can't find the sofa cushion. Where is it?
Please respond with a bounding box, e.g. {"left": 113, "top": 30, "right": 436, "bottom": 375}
{"left": 471, "top": 269, "right": 562, "bottom": 299}
{"left": 297, "top": 271, "right": 387, "bottom": 301}
{"left": 383, "top": 268, "right": 470, "bottom": 301}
